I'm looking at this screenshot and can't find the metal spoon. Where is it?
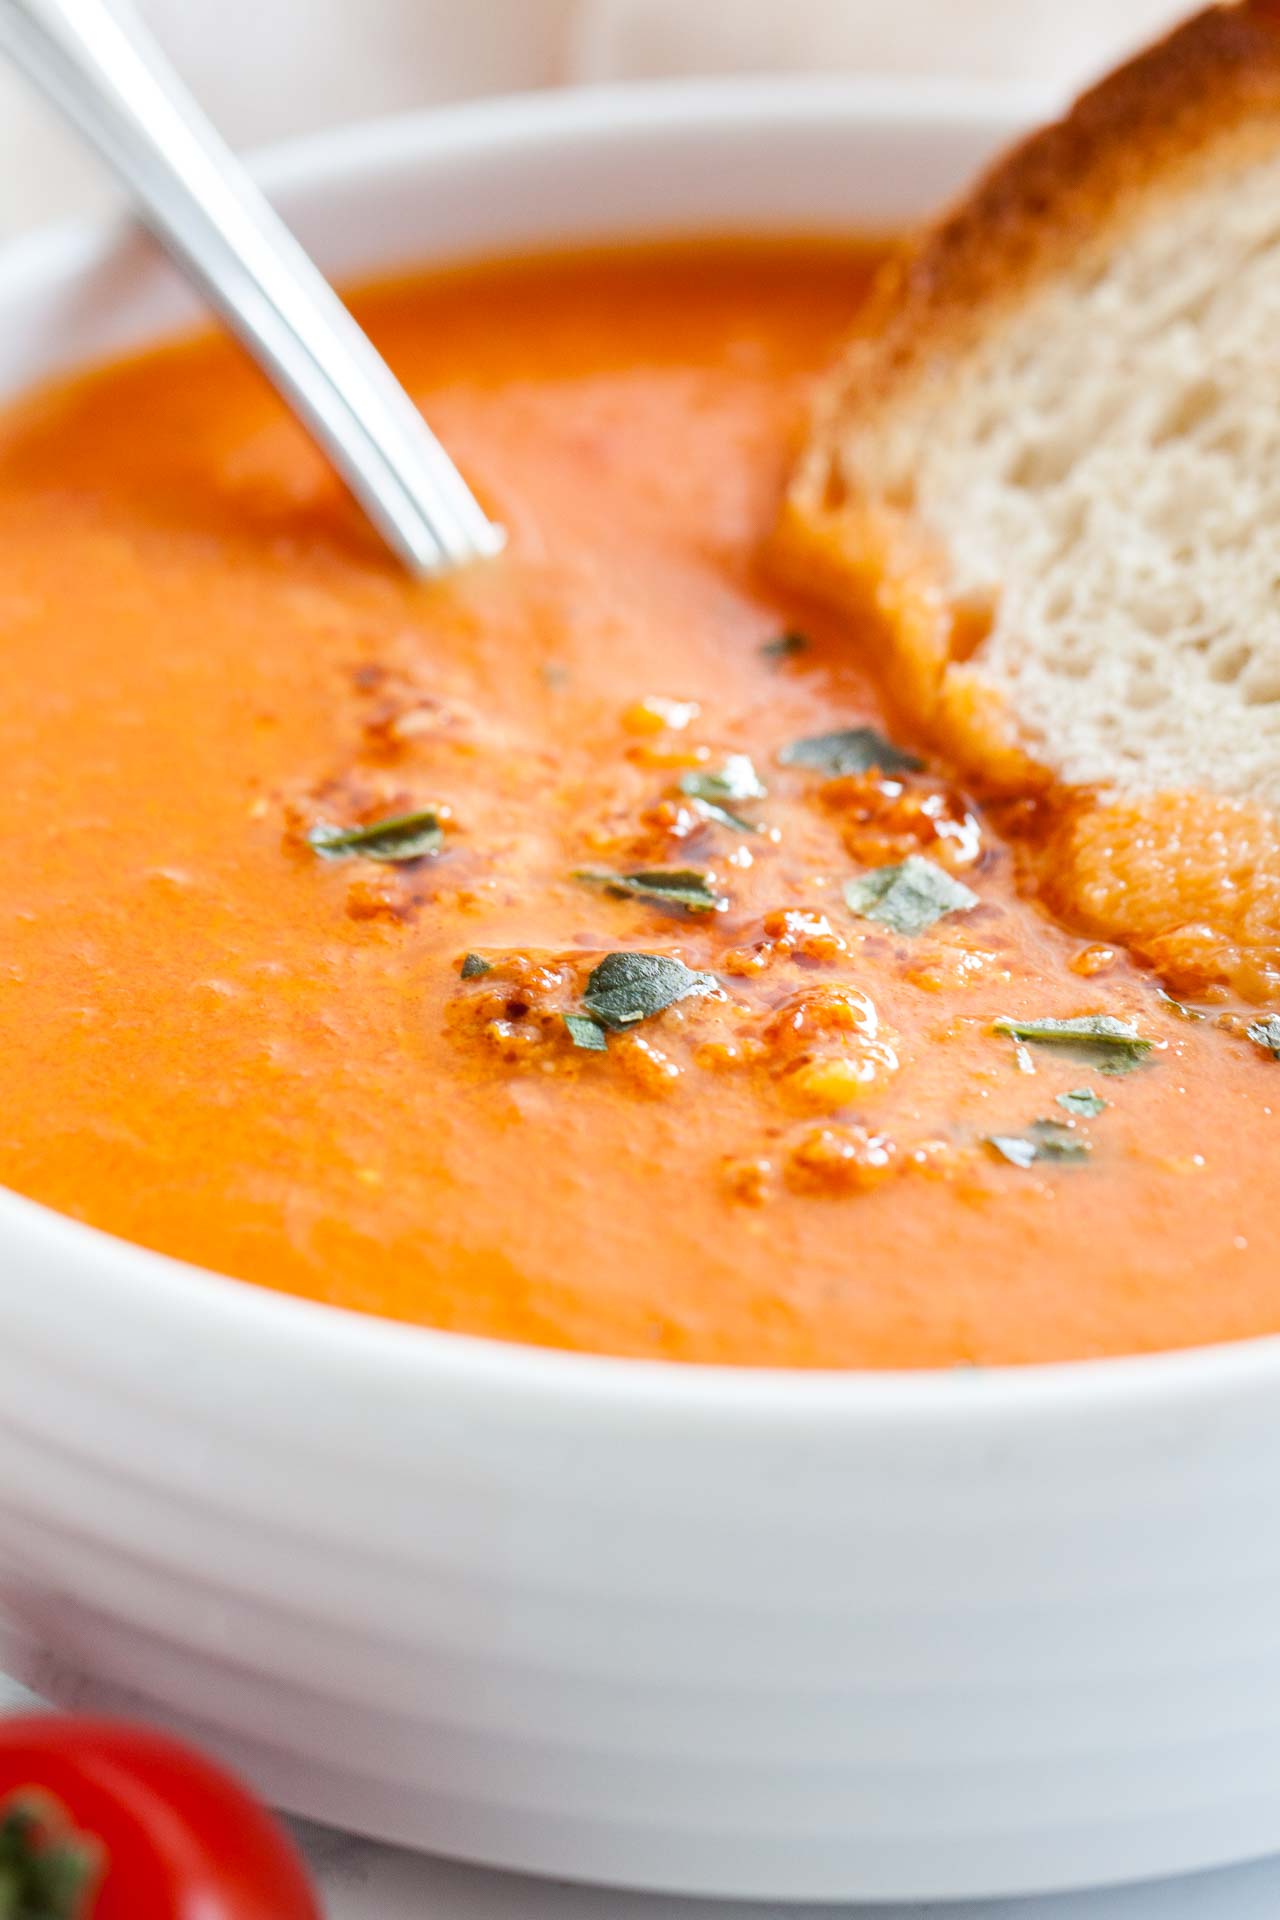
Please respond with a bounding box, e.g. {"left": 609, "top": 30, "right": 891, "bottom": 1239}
{"left": 0, "top": 0, "right": 504, "bottom": 577}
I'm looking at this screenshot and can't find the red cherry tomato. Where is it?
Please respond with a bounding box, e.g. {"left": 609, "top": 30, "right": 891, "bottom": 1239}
{"left": 0, "top": 1716, "right": 321, "bottom": 1919}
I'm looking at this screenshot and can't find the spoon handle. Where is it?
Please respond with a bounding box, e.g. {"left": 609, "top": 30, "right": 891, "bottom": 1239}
{"left": 0, "top": 0, "right": 504, "bottom": 576}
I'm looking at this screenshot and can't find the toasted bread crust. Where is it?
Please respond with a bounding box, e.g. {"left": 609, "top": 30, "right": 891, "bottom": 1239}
{"left": 807, "top": 1, "right": 1280, "bottom": 480}
{"left": 781, "top": 0, "right": 1280, "bottom": 761}
{"left": 778, "top": 4, "right": 1280, "bottom": 1004}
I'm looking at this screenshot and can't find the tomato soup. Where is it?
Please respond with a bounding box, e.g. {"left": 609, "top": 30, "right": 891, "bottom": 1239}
{"left": 0, "top": 243, "right": 1276, "bottom": 1368}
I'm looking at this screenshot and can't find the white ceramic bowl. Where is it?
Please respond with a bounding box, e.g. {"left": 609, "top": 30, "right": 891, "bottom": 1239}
{"left": 1, "top": 79, "right": 1279, "bottom": 1908}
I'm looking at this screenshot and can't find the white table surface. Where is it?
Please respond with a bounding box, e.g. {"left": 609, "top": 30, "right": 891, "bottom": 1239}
{"left": 4, "top": 1675, "right": 1279, "bottom": 1919}
{"left": 291, "top": 1825, "right": 1280, "bottom": 1920}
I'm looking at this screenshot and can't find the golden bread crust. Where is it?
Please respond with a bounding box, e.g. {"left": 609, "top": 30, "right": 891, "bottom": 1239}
{"left": 821, "top": 2, "right": 1280, "bottom": 462}
{"left": 776, "top": 4, "right": 1280, "bottom": 1002}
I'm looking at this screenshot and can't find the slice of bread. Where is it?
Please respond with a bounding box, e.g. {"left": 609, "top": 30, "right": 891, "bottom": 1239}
{"left": 781, "top": 2, "right": 1280, "bottom": 1000}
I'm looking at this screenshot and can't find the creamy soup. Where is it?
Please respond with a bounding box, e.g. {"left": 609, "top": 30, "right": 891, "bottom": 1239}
{"left": 0, "top": 243, "right": 1275, "bottom": 1366}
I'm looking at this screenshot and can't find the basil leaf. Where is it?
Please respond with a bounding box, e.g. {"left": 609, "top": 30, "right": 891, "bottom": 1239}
{"left": 309, "top": 809, "right": 443, "bottom": 863}
{"left": 779, "top": 726, "right": 923, "bottom": 777}
{"left": 689, "top": 799, "right": 760, "bottom": 834}
{"left": 987, "top": 1120, "right": 1092, "bottom": 1168}
{"left": 564, "top": 1013, "right": 608, "bottom": 1052}
{"left": 680, "top": 755, "right": 767, "bottom": 803}
{"left": 993, "top": 1014, "right": 1155, "bottom": 1075}
{"left": 583, "top": 952, "right": 718, "bottom": 1031}
{"left": 1056, "top": 1087, "right": 1108, "bottom": 1119}
{"left": 986, "top": 1134, "right": 1038, "bottom": 1170}
{"left": 1247, "top": 1015, "right": 1280, "bottom": 1060}
{"left": 575, "top": 868, "right": 725, "bottom": 913}
{"left": 844, "top": 856, "right": 978, "bottom": 937}
{"left": 680, "top": 756, "right": 767, "bottom": 834}
{"left": 1156, "top": 987, "right": 1208, "bottom": 1023}
{"left": 460, "top": 953, "right": 491, "bottom": 979}
{"left": 761, "top": 630, "right": 808, "bottom": 660}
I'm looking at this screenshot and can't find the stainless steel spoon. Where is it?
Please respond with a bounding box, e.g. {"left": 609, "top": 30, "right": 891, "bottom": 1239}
{"left": 0, "top": 0, "right": 505, "bottom": 577}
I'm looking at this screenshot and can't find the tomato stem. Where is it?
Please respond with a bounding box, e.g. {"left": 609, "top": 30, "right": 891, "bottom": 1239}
{"left": 0, "top": 1795, "right": 97, "bottom": 1920}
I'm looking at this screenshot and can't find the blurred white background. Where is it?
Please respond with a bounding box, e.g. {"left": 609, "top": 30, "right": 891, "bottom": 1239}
{"left": 0, "top": 0, "right": 1191, "bottom": 238}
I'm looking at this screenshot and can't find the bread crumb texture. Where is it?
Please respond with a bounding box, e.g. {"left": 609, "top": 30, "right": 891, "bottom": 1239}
{"left": 782, "top": 1, "right": 1280, "bottom": 1003}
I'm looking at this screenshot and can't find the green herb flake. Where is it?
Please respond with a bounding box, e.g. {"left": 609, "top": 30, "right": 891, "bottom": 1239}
{"left": 1247, "top": 1015, "right": 1280, "bottom": 1060}
{"left": 680, "top": 755, "right": 767, "bottom": 803}
{"left": 574, "top": 867, "right": 726, "bottom": 913}
{"left": 564, "top": 1013, "right": 608, "bottom": 1052}
{"left": 986, "top": 1133, "right": 1038, "bottom": 1170}
{"left": 308, "top": 808, "right": 443, "bottom": 863}
{"left": 679, "top": 755, "right": 767, "bottom": 833}
{"left": 992, "top": 1014, "right": 1156, "bottom": 1076}
{"left": 844, "top": 856, "right": 979, "bottom": 937}
{"left": 778, "top": 726, "right": 923, "bottom": 778}
{"left": 1056, "top": 1087, "right": 1108, "bottom": 1119}
{"left": 761, "top": 630, "right": 809, "bottom": 661}
{"left": 460, "top": 953, "right": 492, "bottom": 979}
{"left": 689, "top": 799, "right": 760, "bottom": 834}
{"left": 1156, "top": 987, "right": 1208, "bottom": 1022}
{"left": 986, "top": 1119, "right": 1092, "bottom": 1169}
{"left": 583, "top": 952, "right": 718, "bottom": 1031}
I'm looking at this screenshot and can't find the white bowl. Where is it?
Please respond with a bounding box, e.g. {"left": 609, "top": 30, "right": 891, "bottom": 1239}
{"left": 1, "top": 79, "right": 1278, "bottom": 1908}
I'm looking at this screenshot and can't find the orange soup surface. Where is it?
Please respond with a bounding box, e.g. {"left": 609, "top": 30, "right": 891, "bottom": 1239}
{"left": 1, "top": 242, "right": 1277, "bottom": 1369}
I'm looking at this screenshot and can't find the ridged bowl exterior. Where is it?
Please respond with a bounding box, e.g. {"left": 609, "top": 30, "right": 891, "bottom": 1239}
{"left": 0, "top": 83, "right": 1276, "bottom": 1902}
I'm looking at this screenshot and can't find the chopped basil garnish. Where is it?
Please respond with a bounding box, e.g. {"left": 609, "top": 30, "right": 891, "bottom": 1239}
{"left": 582, "top": 952, "right": 718, "bottom": 1031}
{"left": 987, "top": 1120, "right": 1092, "bottom": 1168}
{"left": 1156, "top": 987, "right": 1208, "bottom": 1022}
{"left": 761, "top": 630, "right": 808, "bottom": 661}
{"left": 460, "top": 953, "right": 492, "bottom": 979}
{"left": 564, "top": 1013, "right": 608, "bottom": 1052}
{"left": 689, "top": 799, "right": 760, "bottom": 834}
{"left": 680, "top": 755, "right": 766, "bottom": 803}
{"left": 1056, "top": 1087, "right": 1108, "bottom": 1119}
{"left": 986, "top": 1135, "right": 1037, "bottom": 1169}
{"left": 680, "top": 756, "right": 767, "bottom": 833}
{"left": 993, "top": 1014, "right": 1155, "bottom": 1075}
{"left": 308, "top": 808, "right": 443, "bottom": 863}
{"left": 575, "top": 867, "right": 725, "bottom": 913}
{"left": 1247, "top": 1015, "right": 1280, "bottom": 1059}
{"left": 779, "top": 726, "right": 923, "bottom": 778}
{"left": 844, "top": 856, "right": 978, "bottom": 937}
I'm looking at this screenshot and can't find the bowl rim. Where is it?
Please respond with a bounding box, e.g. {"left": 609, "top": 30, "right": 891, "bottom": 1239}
{"left": 6, "top": 71, "right": 1275, "bottom": 1424}
{"left": 0, "top": 70, "right": 1050, "bottom": 301}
